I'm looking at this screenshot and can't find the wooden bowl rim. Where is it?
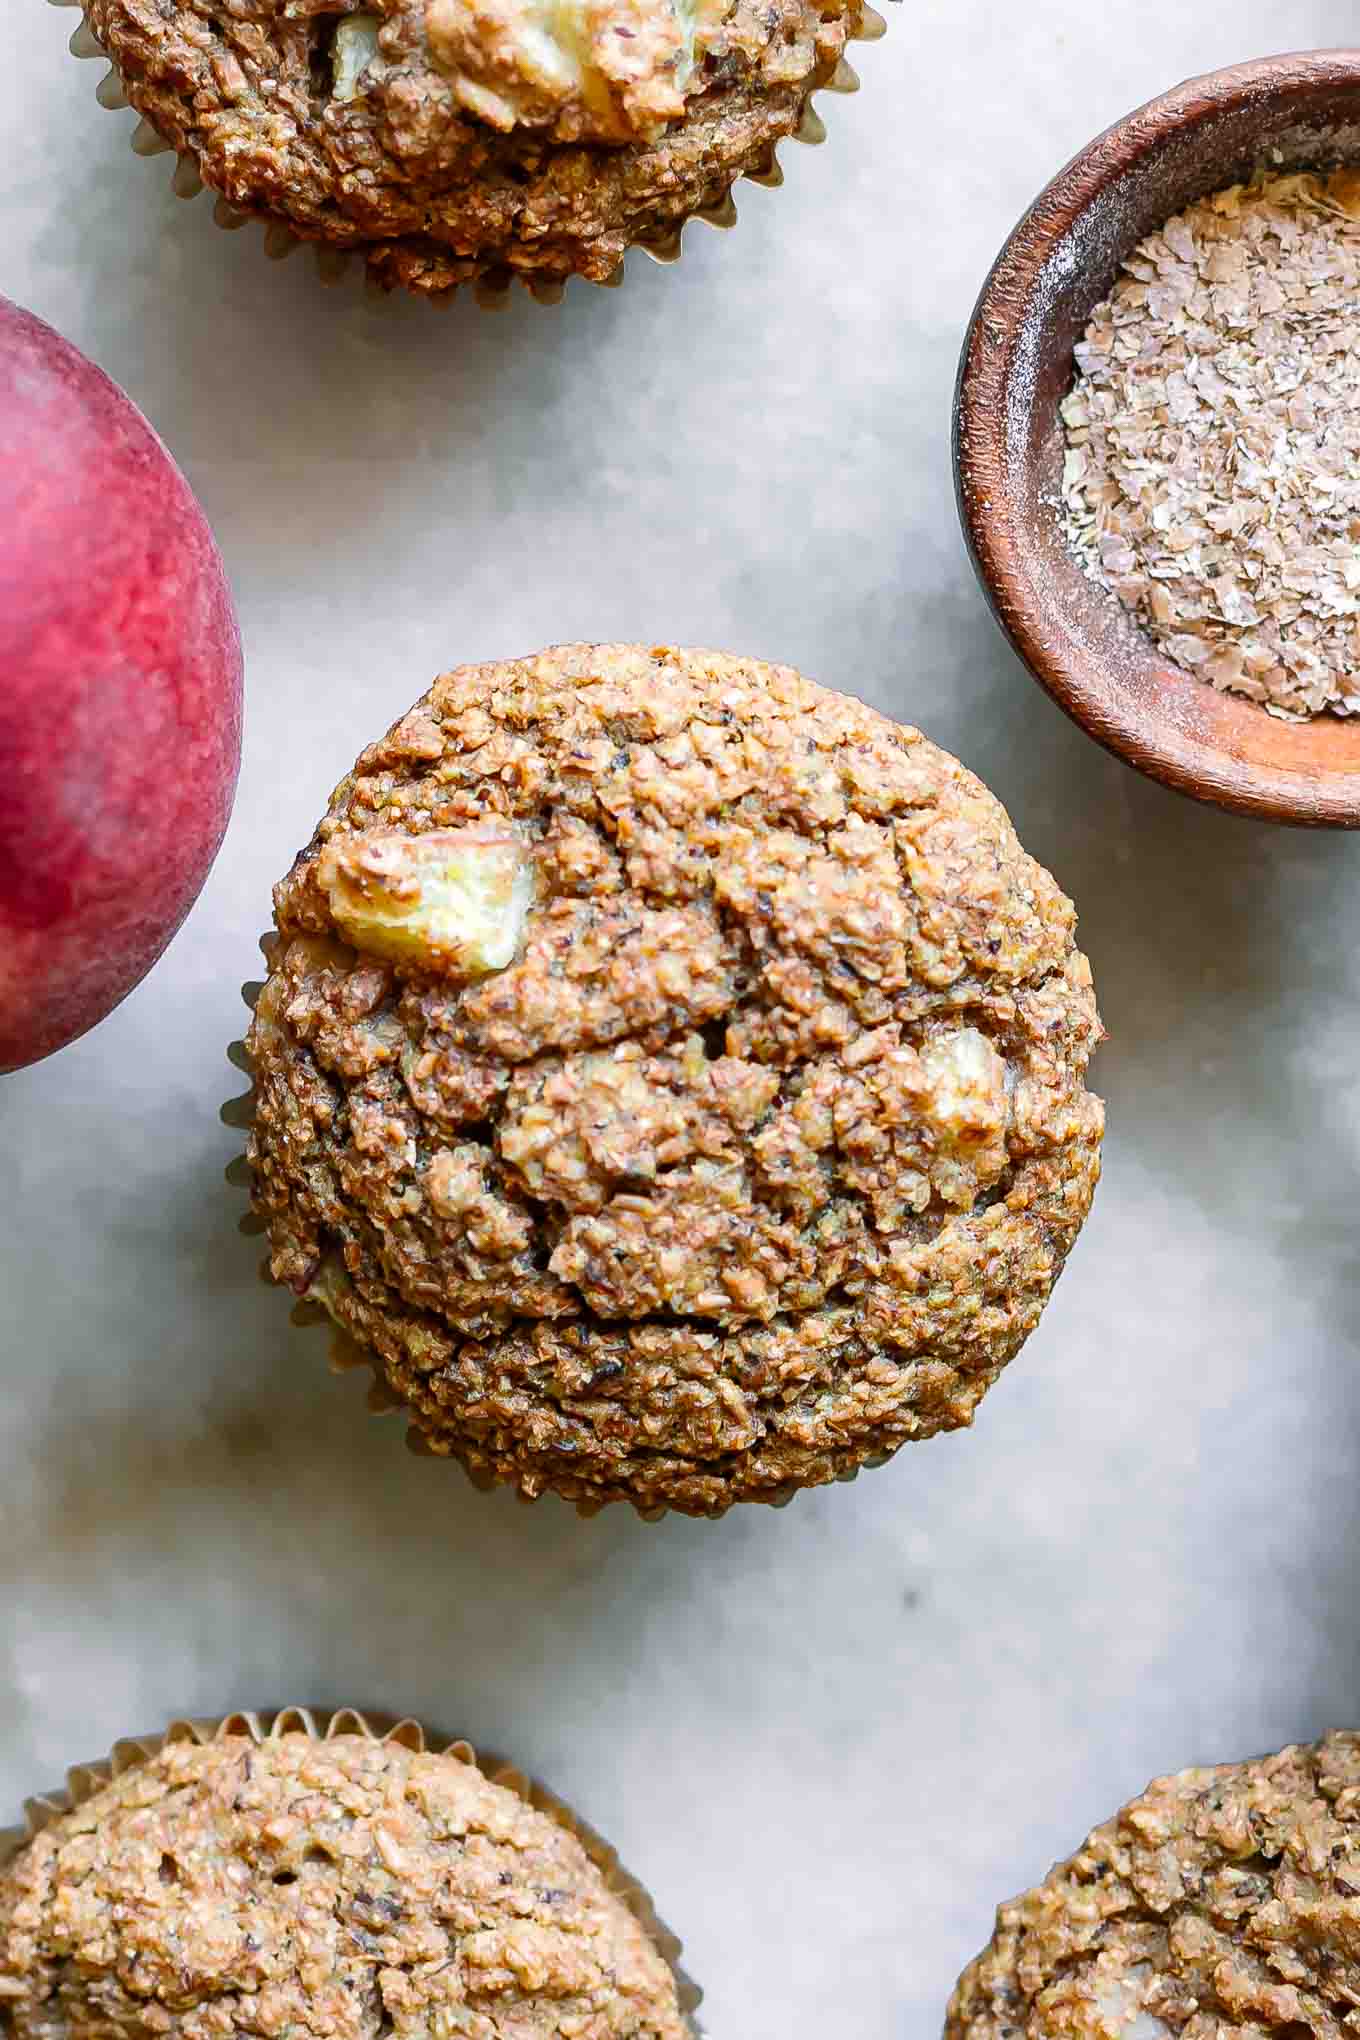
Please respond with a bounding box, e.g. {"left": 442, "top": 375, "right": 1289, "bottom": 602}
{"left": 954, "top": 48, "right": 1360, "bottom": 828}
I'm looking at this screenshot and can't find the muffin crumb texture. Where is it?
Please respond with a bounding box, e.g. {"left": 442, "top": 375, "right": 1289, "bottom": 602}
{"left": 245, "top": 644, "right": 1104, "bottom": 1517}
{"left": 948, "top": 1733, "right": 1360, "bottom": 2040}
{"left": 83, "top": 0, "right": 863, "bottom": 290}
{"left": 0, "top": 1731, "right": 688, "bottom": 2039}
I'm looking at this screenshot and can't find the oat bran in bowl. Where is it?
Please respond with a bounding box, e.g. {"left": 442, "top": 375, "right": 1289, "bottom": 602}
{"left": 63, "top": 0, "right": 880, "bottom": 299}
{"left": 1062, "top": 169, "right": 1360, "bottom": 724}
{"left": 227, "top": 642, "right": 1105, "bottom": 1521}
{"left": 955, "top": 51, "right": 1360, "bottom": 826}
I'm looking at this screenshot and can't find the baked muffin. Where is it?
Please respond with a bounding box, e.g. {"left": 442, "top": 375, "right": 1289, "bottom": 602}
{"left": 0, "top": 1714, "right": 694, "bottom": 2038}
{"left": 80, "top": 0, "right": 874, "bottom": 294}
{"left": 948, "top": 1733, "right": 1360, "bottom": 2040}
{"left": 239, "top": 642, "right": 1105, "bottom": 1517}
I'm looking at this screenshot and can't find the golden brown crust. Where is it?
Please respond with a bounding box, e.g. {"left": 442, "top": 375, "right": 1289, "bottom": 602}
{"left": 244, "top": 643, "right": 1105, "bottom": 1516}
{"left": 0, "top": 1733, "right": 687, "bottom": 2040}
{"left": 947, "top": 1735, "right": 1360, "bottom": 2040}
{"left": 83, "top": 0, "right": 858, "bottom": 290}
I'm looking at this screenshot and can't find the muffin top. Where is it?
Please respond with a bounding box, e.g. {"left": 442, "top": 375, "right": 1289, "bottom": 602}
{"left": 85, "top": 0, "right": 857, "bottom": 289}
{"left": 0, "top": 1730, "right": 687, "bottom": 2039}
{"left": 245, "top": 643, "right": 1104, "bottom": 1516}
{"left": 948, "top": 1734, "right": 1360, "bottom": 2040}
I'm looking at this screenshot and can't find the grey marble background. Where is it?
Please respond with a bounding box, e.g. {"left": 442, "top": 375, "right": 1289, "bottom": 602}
{"left": 5, "top": 2, "right": 1360, "bottom": 2032}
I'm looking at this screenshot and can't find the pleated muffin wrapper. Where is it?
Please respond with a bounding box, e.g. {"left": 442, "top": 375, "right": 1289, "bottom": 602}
{"left": 0, "top": 1703, "right": 705, "bottom": 2037}
{"left": 58, "top": 0, "right": 888, "bottom": 306}
{"left": 223, "top": 942, "right": 900, "bottom": 1524}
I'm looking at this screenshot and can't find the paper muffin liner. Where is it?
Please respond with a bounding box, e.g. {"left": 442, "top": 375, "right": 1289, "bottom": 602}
{"left": 57, "top": 0, "right": 887, "bottom": 306}
{"left": 0, "top": 1703, "right": 704, "bottom": 2035}
{"left": 223, "top": 941, "right": 901, "bottom": 1523}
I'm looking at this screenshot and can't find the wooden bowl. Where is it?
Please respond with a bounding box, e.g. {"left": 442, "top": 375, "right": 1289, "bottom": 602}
{"left": 955, "top": 52, "right": 1360, "bottom": 827}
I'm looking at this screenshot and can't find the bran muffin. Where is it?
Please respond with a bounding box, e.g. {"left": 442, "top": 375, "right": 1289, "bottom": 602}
{"left": 0, "top": 1716, "right": 694, "bottom": 2039}
{"left": 78, "top": 0, "right": 874, "bottom": 294}
{"left": 239, "top": 643, "right": 1105, "bottom": 1518}
{"left": 948, "top": 1734, "right": 1360, "bottom": 2040}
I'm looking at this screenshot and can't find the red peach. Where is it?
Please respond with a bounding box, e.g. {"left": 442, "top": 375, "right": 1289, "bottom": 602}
{"left": 0, "top": 298, "right": 243, "bottom": 1073}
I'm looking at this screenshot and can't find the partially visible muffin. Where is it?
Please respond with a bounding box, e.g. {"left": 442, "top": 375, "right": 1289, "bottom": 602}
{"left": 82, "top": 0, "right": 869, "bottom": 292}
{"left": 0, "top": 1727, "right": 690, "bottom": 2039}
{"left": 241, "top": 643, "right": 1105, "bottom": 1517}
{"left": 948, "top": 1734, "right": 1360, "bottom": 2040}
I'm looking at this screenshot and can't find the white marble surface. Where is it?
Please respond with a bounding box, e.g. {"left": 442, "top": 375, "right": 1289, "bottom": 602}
{"left": 5, "top": 2, "right": 1360, "bottom": 2033}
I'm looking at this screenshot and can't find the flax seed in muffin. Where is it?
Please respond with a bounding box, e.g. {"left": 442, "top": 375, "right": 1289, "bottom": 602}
{"left": 80, "top": 0, "right": 874, "bottom": 294}
{"left": 240, "top": 642, "right": 1105, "bottom": 1518}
